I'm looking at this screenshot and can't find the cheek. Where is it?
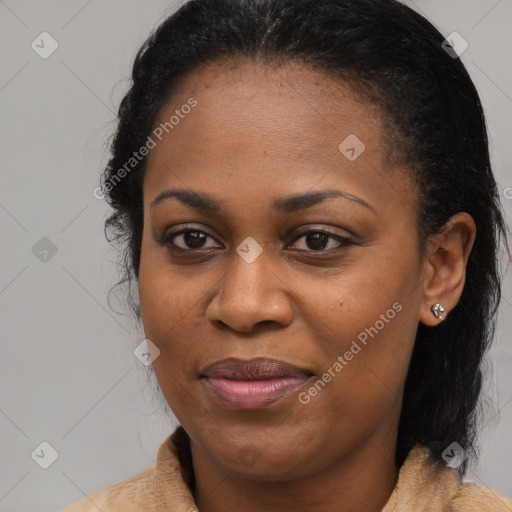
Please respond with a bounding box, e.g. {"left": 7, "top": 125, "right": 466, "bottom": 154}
{"left": 139, "top": 283, "right": 201, "bottom": 374}
{"left": 138, "top": 249, "right": 223, "bottom": 414}
{"left": 138, "top": 256, "right": 196, "bottom": 381}
{"left": 138, "top": 245, "right": 210, "bottom": 344}
{"left": 295, "top": 300, "right": 416, "bottom": 455}
{"left": 304, "top": 293, "right": 413, "bottom": 398}
{"left": 297, "top": 247, "right": 420, "bottom": 412}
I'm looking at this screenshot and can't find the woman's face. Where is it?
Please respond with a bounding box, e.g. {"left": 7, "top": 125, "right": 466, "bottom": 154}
{"left": 138, "top": 60, "right": 425, "bottom": 480}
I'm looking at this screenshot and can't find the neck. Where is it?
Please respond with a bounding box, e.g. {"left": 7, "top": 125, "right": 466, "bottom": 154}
{"left": 190, "top": 433, "right": 399, "bottom": 512}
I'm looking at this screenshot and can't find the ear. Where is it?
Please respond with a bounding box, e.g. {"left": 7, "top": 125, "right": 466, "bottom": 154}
{"left": 419, "top": 212, "right": 476, "bottom": 326}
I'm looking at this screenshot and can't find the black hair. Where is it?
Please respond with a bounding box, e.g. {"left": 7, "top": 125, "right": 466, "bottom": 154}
{"left": 102, "top": 0, "right": 508, "bottom": 475}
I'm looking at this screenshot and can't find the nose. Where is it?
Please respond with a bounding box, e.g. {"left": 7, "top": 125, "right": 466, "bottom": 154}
{"left": 205, "top": 247, "right": 294, "bottom": 334}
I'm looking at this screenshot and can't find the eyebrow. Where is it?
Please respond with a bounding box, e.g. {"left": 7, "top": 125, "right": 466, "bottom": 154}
{"left": 150, "top": 188, "right": 374, "bottom": 213}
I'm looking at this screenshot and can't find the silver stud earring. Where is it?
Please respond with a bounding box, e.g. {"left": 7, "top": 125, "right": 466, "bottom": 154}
{"left": 431, "top": 302, "right": 445, "bottom": 320}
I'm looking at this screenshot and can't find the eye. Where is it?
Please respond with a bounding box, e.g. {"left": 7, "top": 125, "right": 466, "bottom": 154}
{"left": 160, "top": 228, "right": 222, "bottom": 252}
{"left": 158, "top": 226, "right": 353, "bottom": 254}
{"left": 287, "top": 229, "right": 353, "bottom": 252}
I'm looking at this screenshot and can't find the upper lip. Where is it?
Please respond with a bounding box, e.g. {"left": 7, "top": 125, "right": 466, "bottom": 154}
{"left": 200, "top": 357, "right": 314, "bottom": 380}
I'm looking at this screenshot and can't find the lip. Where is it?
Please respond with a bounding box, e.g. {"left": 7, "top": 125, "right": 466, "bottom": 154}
{"left": 200, "top": 357, "right": 314, "bottom": 409}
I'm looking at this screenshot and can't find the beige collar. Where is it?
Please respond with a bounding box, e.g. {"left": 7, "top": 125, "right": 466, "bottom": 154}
{"left": 63, "top": 426, "right": 511, "bottom": 511}
{"left": 151, "top": 427, "right": 511, "bottom": 512}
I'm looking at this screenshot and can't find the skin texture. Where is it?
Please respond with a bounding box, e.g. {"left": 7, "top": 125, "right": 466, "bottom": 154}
{"left": 138, "top": 60, "right": 476, "bottom": 512}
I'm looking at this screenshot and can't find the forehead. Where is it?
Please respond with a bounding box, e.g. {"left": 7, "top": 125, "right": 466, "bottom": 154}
{"left": 143, "top": 59, "right": 414, "bottom": 215}
{"left": 150, "top": 59, "right": 382, "bottom": 158}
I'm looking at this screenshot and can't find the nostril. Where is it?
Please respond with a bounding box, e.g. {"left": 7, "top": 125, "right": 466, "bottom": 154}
{"left": 212, "top": 319, "right": 230, "bottom": 330}
{"left": 255, "top": 320, "right": 276, "bottom": 330}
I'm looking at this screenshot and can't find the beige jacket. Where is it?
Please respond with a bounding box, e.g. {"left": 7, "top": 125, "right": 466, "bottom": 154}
{"left": 61, "top": 427, "right": 511, "bottom": 512}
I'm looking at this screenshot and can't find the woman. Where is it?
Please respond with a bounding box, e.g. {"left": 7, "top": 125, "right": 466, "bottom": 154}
{"left": 62, "top": 0, "right": 511, "bottom": 510}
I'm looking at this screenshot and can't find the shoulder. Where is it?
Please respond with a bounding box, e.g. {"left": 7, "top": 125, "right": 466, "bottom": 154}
{"left": 447, "top": 481, "right": 512, "bottom": 512}
{"left": 384, "top": 445, "right": 512, "bottom": 512}
{"left": 60, "top": 465, "right": 156, "bottom": 512}
{"left": 60, "top": 429, "right": 196, "bottom": 512}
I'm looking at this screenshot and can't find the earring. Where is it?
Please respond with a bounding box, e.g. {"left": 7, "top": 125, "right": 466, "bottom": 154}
{"left": 431, "top": 302, "right": 445, "bottom": 320}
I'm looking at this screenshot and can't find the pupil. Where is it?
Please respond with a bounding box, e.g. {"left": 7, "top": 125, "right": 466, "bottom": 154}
{"left": 184, "top": 231, "right": 206, "bottom": 248}
{"left": 307, "top": 232, "right": 328, "bottom": 250}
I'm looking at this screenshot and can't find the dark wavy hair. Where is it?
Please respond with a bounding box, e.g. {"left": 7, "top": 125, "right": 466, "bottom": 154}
{"left": 101, "top": 0, "right": 508, "bottom": 475}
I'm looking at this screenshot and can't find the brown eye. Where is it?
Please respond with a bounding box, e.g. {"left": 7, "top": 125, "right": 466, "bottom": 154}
{"left": 161, "top": 229, "right": 222, "bottom": 251}
{"left": 288, "top": 229, "right": 353, "bottom": 252}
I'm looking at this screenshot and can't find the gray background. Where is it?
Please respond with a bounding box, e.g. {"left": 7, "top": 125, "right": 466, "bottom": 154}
{"left": 0, "top": 1, "right": 511, "bottom": 511}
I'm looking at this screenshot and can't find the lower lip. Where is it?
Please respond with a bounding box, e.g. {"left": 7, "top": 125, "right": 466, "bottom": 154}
{"left": 204, "top": 376, "right": 311, "bottom": 409}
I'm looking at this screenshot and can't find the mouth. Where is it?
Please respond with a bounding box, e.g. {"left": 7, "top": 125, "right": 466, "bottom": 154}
{"left": 200, "top": 357, "right": 315, "bottom": 410}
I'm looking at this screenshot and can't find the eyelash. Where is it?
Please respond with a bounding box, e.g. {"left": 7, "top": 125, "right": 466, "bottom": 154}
{"left": 159, "top": 227, "right": 353, "bottom": 254}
